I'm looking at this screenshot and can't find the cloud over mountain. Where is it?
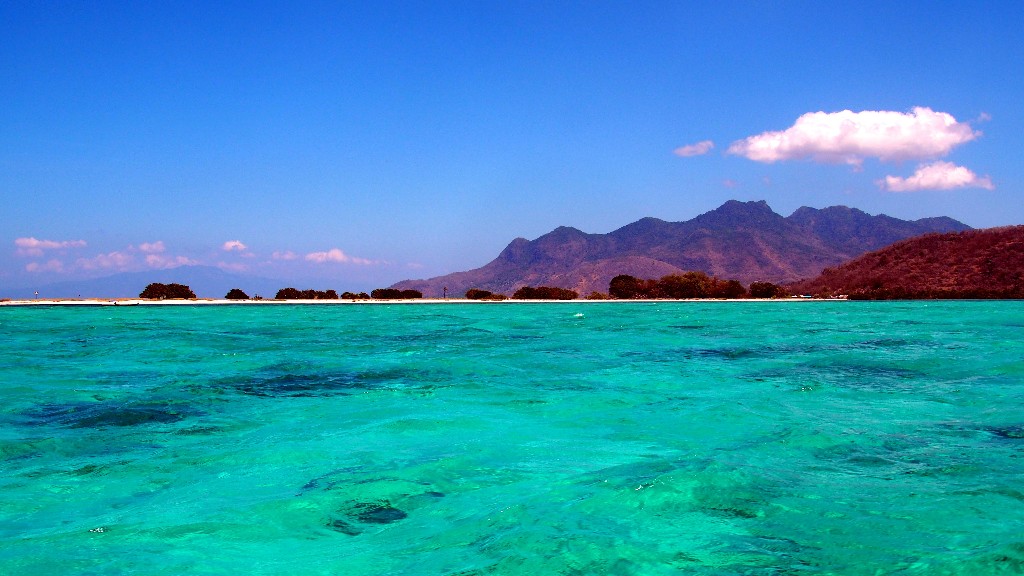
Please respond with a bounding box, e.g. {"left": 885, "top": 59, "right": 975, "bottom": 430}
{"left": 15, "top": 237, "right": 87, "bottom": 257}
{"left": 305, "top": 248, "right": 373, "bottom": 265}
{"left": 879, "top": 161, "right": 995, "bottom": 192}
{"left": 42, "top": 241, "right": 197, "bottom": 274}
{"left": 26, "top": 259, "right": 64, "bottom": 273}
{"left": 145, "top": 254, "right": 197, "bottom": 269}
{"left": 727, "top": 107, "right": 979, "bottom": 167}
{"left": 76, "top": 251, "right": 134, "bottom": 271}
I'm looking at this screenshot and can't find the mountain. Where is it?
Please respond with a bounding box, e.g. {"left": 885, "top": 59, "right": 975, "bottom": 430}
{"left": 787, "top": 226, "right": 1024, "bottom": 299}
{"left": 392, "top": 200, "right": 971, "bottom": 297}
{"left": 3, "top": 266, "right": 285, "bottom": 299}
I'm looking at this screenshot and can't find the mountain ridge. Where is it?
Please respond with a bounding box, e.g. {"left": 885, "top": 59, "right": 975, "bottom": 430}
{"left": 392, "top": 200, "right": 971, "bottom": 297}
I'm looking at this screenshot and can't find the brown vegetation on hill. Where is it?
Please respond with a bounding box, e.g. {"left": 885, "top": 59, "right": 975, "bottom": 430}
{"left": 788, "top": 226, "right": 1024, "bottom": 299}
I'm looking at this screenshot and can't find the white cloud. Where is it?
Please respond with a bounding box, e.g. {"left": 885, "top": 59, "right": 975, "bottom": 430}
{"left": 222, "top": 240, "right": 247, "bottom": 252}
{"left": 15, "top": 237, "right": 86, "bottom": 257}
{"left": 272, "top": 250, "right": 298, "bottom": 261}
{"left": 70, "top": 242, "right": 198, "bottom": 272}
{"left": 877, "top": 161, "right": 994, "bottom": 192}
{"left": 722, "top": 179, "right": 739, "bottom": 188}
{"left": 305, "top": 248, "right": 373, "bottom": 265}
{"left": 727, "top": 107, "right": 980, "bottom": 167}
{"left": 77, "top": 251, "right": 135, "bottom": 271}
{"left": 139, "top": 241, "right": 166, "bottom": 253}
{"left": 673, "top": 140, "right": 715, "bottom": 157}
{"left": 145, "top": 254, "right": 197, "bottom": 269}
{"left": 26, "top": 259, "right": 65, "bottom": 273}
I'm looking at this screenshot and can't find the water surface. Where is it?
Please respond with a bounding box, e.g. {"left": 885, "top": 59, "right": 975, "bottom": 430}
{"left": 1, "top": 302, "right": 1022, "bottom": 574}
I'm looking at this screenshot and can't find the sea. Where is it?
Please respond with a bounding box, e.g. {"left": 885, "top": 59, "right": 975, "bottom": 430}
{"left": 1, "top": 301, "right": 1022, "bottom": 575}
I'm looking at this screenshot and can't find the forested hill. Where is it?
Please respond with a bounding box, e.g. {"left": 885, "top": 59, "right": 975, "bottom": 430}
{"left": 787, "top": 226, "right": 1024, "bottom": 299}
{"left": 392, "top": 200, "right": 970, "bottom": 297}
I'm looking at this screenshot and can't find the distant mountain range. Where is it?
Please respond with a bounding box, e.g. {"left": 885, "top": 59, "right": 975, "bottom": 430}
{"left": 788, "top": 226, "right": 1024, "bottom": 299}
{"left": 3, "top": 266, "right": 284, "bottom": 300}
{"left": 392, "top": 200, "right": 971, "bottom": 297}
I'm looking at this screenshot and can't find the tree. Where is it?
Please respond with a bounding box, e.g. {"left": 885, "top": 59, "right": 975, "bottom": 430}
{"left": 371, "top": 288, "right": 423, "bottom": 300}
{"left": 225, "top": 288, "right": 249, "bottom": 300}
{"left": 709, "top": 279, "right": 747, "bottom": 299}
{"left": 637, "top": 278, "right": 661, "bottom": 298}
{"left": 749, "top": 281, "right": 786, "bottom": 298}
{"left": 609, "top": 275, "right": 641, "bottom": 299}
{"left": 465, "top": 288, "right": 493, "bottom": 300}
{"left": 658, "top": 272, "right": 710, "bottom": 299}
{"left": 140, "top": 283, "right": 196, "bottom": 299}
{"left": 512, "top": 286, "right": 578, "bottom": 300}
{"left": 274, "top": 288, "right": 339, "bottom": 299}
{"left": 611, "top": 272, "right": 747, "bottom": 299}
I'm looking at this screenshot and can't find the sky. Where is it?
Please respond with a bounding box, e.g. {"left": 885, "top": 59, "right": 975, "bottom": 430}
{"left": 3, "top": 1, "right": 1023, "bottom": 293}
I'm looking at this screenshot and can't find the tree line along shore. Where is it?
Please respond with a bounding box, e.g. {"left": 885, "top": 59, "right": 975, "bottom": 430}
{"left": 132, "top": 274, "right": 794, "bottom": 302}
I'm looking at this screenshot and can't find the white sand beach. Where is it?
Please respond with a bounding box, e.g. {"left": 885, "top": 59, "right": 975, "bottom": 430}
{"left": 0, "top": 296, "right": 842, "bottom": 306}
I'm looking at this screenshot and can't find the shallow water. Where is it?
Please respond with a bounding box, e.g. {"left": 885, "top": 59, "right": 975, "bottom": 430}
{"left": 1, "top": 301, "right": 1023, "bottom": 575}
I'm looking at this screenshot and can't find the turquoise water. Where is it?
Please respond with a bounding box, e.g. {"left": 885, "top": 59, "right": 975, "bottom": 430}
{"left": 1, "top": 301, "right": 1023, "bottom": 575}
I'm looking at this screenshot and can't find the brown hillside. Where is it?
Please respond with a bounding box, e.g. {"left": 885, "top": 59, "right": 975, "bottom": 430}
{"left": 788, "top": 226, "right": 1024, "bottom": 299}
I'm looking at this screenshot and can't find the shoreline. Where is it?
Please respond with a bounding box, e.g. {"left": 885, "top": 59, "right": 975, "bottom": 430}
{"left": 0, "top": 297, "right": 845, "bottom": 306}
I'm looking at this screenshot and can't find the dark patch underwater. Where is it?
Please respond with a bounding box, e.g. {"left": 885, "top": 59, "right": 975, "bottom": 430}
{"left": 21, "top": 401, "right": 193, "bottom": 429}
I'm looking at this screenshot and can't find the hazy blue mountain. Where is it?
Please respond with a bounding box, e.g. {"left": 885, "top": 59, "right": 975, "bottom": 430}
{"left": 4, "top": 266, "right": 284, "bottom": 299}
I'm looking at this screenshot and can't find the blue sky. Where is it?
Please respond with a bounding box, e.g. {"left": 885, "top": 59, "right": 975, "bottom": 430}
{"left": 3, "top": 1, "right": 1022, "bottom": 292}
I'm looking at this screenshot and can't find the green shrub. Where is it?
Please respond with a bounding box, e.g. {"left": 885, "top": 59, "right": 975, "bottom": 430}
{"left": 371, "top": 288, "right": 423, "bottom": 300}
{"left": 512, "top": 286, "right": 578, "bottom": 300}
{"left": 225, "top": 288, "right": 249, "bottom": 300}
{"left": 140, "top": 283, "right": 196, "bottom": 299}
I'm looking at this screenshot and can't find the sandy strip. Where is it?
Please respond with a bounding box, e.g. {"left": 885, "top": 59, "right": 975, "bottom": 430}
{"left": 0, "top": 297, "right": 842, "bottom": 306}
